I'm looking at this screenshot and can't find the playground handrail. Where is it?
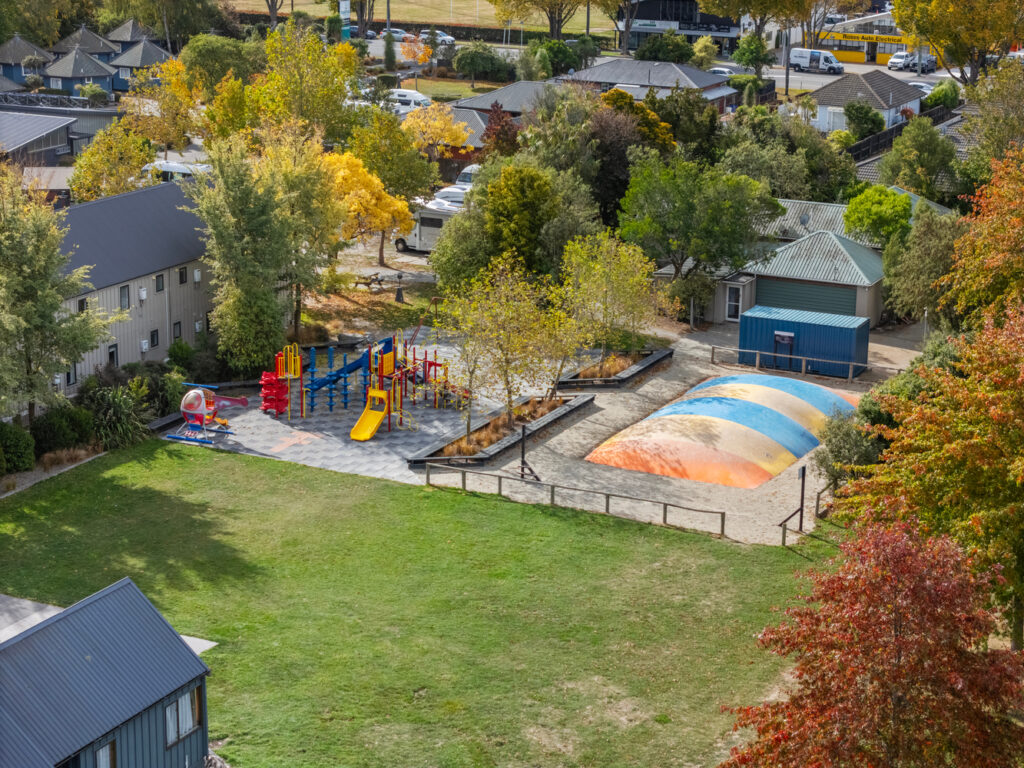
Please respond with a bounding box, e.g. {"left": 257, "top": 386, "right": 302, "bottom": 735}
{"left": 423, "top": 462, "right": 728, "bottom": 538}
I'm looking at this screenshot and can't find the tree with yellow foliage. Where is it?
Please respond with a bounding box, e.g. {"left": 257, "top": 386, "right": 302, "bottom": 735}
{"left": 323, "top": 152, "right": 414, "bottom": 250}
{"left": 123, "top": 58, "right": 200, "bottom": 159}
{"left": 401, "top": 103, "right": 472, "bottom": 163}
{"left": 400, "top": 39, "right": 432, "bottom": 65}
{"left": 69, "top": 118, "right": 157, "bottom": 203}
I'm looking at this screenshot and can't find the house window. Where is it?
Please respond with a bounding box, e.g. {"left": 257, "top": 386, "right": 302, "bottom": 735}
{"left": 150, "top": 329, "right": 159, "bottom": 348}
{"left": 66, "top": 363, "right": 77, "bottom": 386}
{"left": 95, "top": 740, "right": 116, "bottom": 768}
{"left": 50, "top": 77, "right": 62, "bottom": 89}
{"left": 108, "top": 344, "right": 118, "bottom": 367}
{"left": 119, "top": 67, "right": 130, "bottom": 79}
{"left": 77, "top": 298, "right": 87, "bottom": 312}
{"left": 173, "top": 321, "right": 181, "bottom": 340}
{"left": 726, "top": 285, "right": 742, "bottom": 321}
{"left": 178, "top": 266, "right": 187, "bottom": 284}
{"left": 119, "top": 284, "right": 130, "bottom": 310}
{"left": 165, "top": 687, "right": 202, "bottom": 746}
{"left": 155, "top": 274, "right": 164, "bottom": 292}
{"left": 84, "top": 76, "right": 93, "bottom": 84}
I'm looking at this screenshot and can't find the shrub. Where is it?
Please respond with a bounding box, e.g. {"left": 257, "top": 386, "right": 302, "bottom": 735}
{"left": 923, "top": 79, "right": 959, "bottom": 109}
{"left": 320, "top": 264, "right": 355, "bottom": 295}
{"left": 844, "top": 100, "right": 885, "bottom": 140}
{"left": 0, "top": 445, "right": 6, "bottom": 477}
{"left": 812, "top": 413, "right": 882, "bottom": 487}
{"left": 89, "top": 387, "right": 148, "bottom": 450}
{"left": 539, "top": 39, "right": 578, "bottom": 75}
{"left": 377, "top": 73, "right": 398, "bottom": 88}
{"left": 167, "top": 339, "right": 196, "bottom": 372}
{"left": 62, "top": 406, "right": 95, "bottom": 446}
{"left": 157, "top": 370, "right": 186, "bottom": 417}
{"left": 668, "top": 272, "right": 717, "bottom": 321}
{"left": 434, "top": 65, "right": 448, "bottom": 78}
{"left": 24, "top": 73, "right": 43, "bottom": 90}
{"left": 828, "top": 129, "right": 856, "bottom": 150}
{"left": 635, "top": 30, "right": 693, "bottom": 63}
{"left": 0, "top": 422, "right": 35, "bottom": 472}
{"left": 30, "top": 409, "right": 77, "bottom": 457}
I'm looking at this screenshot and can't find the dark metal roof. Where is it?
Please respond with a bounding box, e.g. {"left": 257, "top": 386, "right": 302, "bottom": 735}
{"left": 455, "top": 81, "right": 551, "bottom": 114}
{"left": 561, "top": 59, "right": 728, "bottom": 90}
{"left": 745, "top": 230, "right": 883, "bottom": 286}
{"left": 0, "top": 34, "right": 54, "bottom": 66}
{"left": 0, "top": 111, "right": 75, "bottom": 152}
{"left": 106, "top": 19, "right": 156, "bottom": 43}
{"left": 63, "top": 182, "right": 206, "bottom": 292}
{"left": 0, "top": 578, "right": 209, "bottom": 768}
{"left": 450, "top": 106, "right": 488, "bottom": 146}
{"left": 51, "top": 25, "right": 119, "bottom": 56}
{"left": 110, "top": 38, "right": 172, "bottom": 68}
{"left": 808, "top": 70, "right": 923, "bottom": 111}
{"left": 45, "top": 46, "right": 116, "bottom": 78}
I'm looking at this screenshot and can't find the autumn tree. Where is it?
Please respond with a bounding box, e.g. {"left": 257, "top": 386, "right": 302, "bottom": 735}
{"left": 0, "top": 167, "right": 113, "bottom": 421}
{"left": 601, "top": 88, "right": 675, "bottom": 154}
{"left": 123, "top": 58, "right": 199, "bottom": 159}
{"left": 69, "top": 118, "right": 157, "bottom": 203}
{"left": 962, "top": 62, "right": 1024, "bottom": 185}
{"left": 942, "top": 147, "right": 1024, "bottom": 324}
{"left": 878, "top": 116, "right": 956, "bottom": 203}
{"left": 480, "top": 102, "right": 520, "bottom": 158}
{"left": 619, "top": 148, "right": 783, "bottom": 279}
{"left": 401, "top": 103, "right": 471, "bottom": 163}
{"left": 891, "top": 0, "right": 1024, "bottom": 84}
{"left": 721, "top": 522, "right": 1024, "bottom": 767}
{"left": 323, "top": 152, "right": 413, "bottom": 253}
{"left": 350, "top": 110, "right": 436, "bottom": 265}
{"left": 400, "top": 39, "right": 432, "bottom": 66}
{"left": 438, "top": 290, "right": 489, "bottom": 441}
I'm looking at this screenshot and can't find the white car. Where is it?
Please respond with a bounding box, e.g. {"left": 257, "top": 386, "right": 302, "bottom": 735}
{"left": 455, "top": 163, "right": 480, "bottom": 186}
{"left": 907, "top": 81, "right": 933, "bottom": 95}
{"left": 419, "top": 30, "right": 455, "bottom": 45}
{"left": 708, "top": 66, "right": 734, "bottom": 76}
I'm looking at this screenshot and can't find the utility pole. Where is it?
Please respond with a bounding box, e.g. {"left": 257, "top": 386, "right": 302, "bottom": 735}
{"left": 586, "top": 1, "right": 590, "bottom": 36}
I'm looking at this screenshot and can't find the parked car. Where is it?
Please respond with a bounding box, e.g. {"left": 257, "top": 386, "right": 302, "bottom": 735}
{"left": 363, "top": 29, "right": 377, "bottom": 39}
{"left": 381, "top": 28, "right": 414, "bottom": 41}
{"left": 788, "top": 47, "right": 844, "bottom": 74}
{"left": 388, "top": 88, "right": 432, "bottom": 115}
{"left": 455, "top": 163, "right": 481, "bottom": 186}
{"left": 888, "top": 50, "right": 936, "bottom": 72}
{"left": 907, "top": 81, "right": 933, "bottom": 95}
{"left": 419, "top": 29, "right": 455, "bottom": 45}
{"left": 708, "top": 66, "right": 734, "bottom": 76}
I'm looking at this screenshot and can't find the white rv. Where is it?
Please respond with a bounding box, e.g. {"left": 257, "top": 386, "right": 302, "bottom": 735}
{"left": 394, "top": 200, "right": 458, "bottom": 253}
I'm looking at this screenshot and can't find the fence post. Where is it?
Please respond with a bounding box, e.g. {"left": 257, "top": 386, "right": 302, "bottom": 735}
{"left": 755, "top": 351, "right": 761, "bottom": 369}
{"left": 605, "top": 494, "right": 610, "bottom": 514}
{"left": 497, "top": 475, "right": 502, "bottom": 496}
{"left": 711, "top": 346, "right": 716, "bottom": 365}
{"left": 848, "top": 362, "right": 854, "bottom": 382}
{"left": 781, "top": 523, "right": 787, "bottom": 546}
{"left": 425, "top": 463, "right": 431, "bottom": 485}
{"left": 461, "top": 470, "right": 466, "bottom": 491}
{"left": 720, "top": 511, "right": 726, "bottom": 538}
{"left": 549, "top": 484, "right": 555, "bottom": 506}
{"left": 801, "top": 357, "right": 807, "bottom": 375}
{"left": 662, "top": 503, "right": 668, "bottom": 525}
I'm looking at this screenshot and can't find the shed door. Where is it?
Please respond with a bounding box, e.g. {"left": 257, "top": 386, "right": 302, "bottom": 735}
{"left": 755, "top": 278, "right": 857, "bottom": 316}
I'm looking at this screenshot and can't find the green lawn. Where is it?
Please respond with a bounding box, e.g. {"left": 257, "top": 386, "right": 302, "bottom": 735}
{"left": 0, "top": 442, "right": 826, "bottom": 767}
{"left": 401, "top": 77, "right": 500, "bottom": 102}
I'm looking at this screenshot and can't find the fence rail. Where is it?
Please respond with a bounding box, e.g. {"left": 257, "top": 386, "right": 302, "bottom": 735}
{"left": 424, "top": 462, "right": 728, "bottom": 538}
{"left": 710, "top": 345, "right": 905, "bottom": 381}
{"left": 845, "top": 103, "right": 956, "bottom": 162}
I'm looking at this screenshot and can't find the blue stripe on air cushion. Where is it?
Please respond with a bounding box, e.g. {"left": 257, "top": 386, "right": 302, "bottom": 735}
{"left": 646, "top": 397, "right": 820, "bottom": 457}
{"left": 689, "top": 374, "right": 854, "bottom": 418}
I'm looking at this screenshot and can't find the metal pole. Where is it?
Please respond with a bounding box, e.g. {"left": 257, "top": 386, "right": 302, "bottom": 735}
{"left": 798, "top": 465, "right": 806, "bottom": 531}
{"left": 425, "top": 463, "right": 431, "bottom": 485}
{"left": 520, "top": 423, "right": 526, "bottom": 479}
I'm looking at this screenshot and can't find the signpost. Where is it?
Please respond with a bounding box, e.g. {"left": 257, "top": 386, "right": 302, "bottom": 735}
{"left": 339, "top": 0, "right": 351, "bottom": 40}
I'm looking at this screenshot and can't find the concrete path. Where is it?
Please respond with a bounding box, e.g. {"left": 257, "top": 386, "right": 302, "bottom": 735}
{"left": 0, "top": 594, "right": 218, "bottom": 655}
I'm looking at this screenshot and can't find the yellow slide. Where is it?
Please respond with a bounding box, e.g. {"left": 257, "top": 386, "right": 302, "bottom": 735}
{"left": 350, "top": 389, "right": 388, "bottom": 441}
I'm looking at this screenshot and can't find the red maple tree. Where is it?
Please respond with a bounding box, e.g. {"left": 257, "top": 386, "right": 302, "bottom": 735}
{"left": 480, "top": 102, "right": 520, "bottom": 158}
{"left": 720, "top": 523, "right": 1024, "bottom": 768}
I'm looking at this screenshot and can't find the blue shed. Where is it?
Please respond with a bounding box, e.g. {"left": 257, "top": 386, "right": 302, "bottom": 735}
{"left": 0, "top": 578, "right": 210, "bottom": 768}
{"left": 738, "top": 305, "right": 869, "bottom": 379}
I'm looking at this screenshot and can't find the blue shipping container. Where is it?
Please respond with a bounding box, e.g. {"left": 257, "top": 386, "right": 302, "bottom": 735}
{"left": 738, "top": 305, "right": 869, "bottom": 378}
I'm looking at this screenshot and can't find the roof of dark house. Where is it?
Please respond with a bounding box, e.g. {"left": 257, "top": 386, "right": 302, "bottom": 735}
{"left": 561, "top": 59, "right": 728, "bottom": 90}
{"left": 808, "top": 70, "right": 923, "bottom": 111}
{"left": 762, "top": 199, "right": 880, "bottom": 248}
{"left": 0, "top": 578, "right": 209, "bottom": 768}
{"left": 450, "top": 106, "right": 488, "bottom": 146}
{"left": 0, "top": 34, "right": 55, "bottom": 66}
{"left": 454, "top": 80, "right": 552, "bottom": 114}
{"left": 744, "top": 230, "right": 883, "bottom": 286}
{"left": 45, "top": 46, "right": 116, "bottom": 78}
{"left": 110, "top": 38, "right": 172, "bottom": 68}
{"left": 106, "top": 18, "right": 156, "bottom": 43}
{"left": 0, "top": 111, "right": 75, "bottom": 152}
{"left": 51, "top": 24, "right": 119, "bottom": 56}
{"left": 63, "top": 182, "right": 205, "bottom": 292}
{"left": 0, "top": 73, "right": 23, "bottom": 92}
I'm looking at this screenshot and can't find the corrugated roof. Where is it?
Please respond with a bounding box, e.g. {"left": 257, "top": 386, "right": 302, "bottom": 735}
{"left": 888, "top": 185, "right": 951, "bottom": 215}
{"left": 106, "top": 19, "right": 156, "bottom": 43}
{"left": 762, "top": 199, "right": 880, "bottom": 248}
{"left": 745, "top": 230, "right": 883, "bottom": 287}
{"left": 45, "top": 46, "right": 116, "bottom": 78}
{"left": 110, "top": 38, "right": 172, "bottom": 68}
{"left": 0, "top": 111, "right": 75, "bottom": 152}
{"left": 449, "top": 106, "right": 487, "bottom": 147}
{"left": 743, "top": 304, "right": 869, "bottom": 328}
{"left": 63, "top": 182, "right": 206, "bottom": 291}
{"left": 455, "top": 80, "right": 551, "bottom": 114}
{"left": 809, "top": 70, "right": 922, "bottom": 110}
{"left": 51, "top": 25, "right": 119, "bottom": 56}
{"left": 0, "top": 74, "right": 23, "bottom": 92}
{"left": 0, "top": 34, "right": 54, "bottom": 66}
{"left": 0, "top": 578, "right": 209, "bottom": 768}
{"left": 561, "top": 59, "right": 728, "bottom": 90}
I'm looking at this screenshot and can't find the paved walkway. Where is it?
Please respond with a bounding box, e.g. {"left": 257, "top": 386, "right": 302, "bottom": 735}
{"left": 0, "top": 594, "right": 217, "bottom": 654}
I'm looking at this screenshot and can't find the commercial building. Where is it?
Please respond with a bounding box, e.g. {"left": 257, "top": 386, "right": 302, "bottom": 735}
{"left": 815, "top": 12, "right": 937, "bottom": 66}
{"left": 616, "top": 0, "right": 740, "bottom": 52}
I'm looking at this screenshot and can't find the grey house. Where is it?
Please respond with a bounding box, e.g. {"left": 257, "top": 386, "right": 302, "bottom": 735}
{"left": 0, "top": 34, "right": 54, "bottom": 85}
{"left": 110, "top": 38, "right": 172, "bottom": 91}
{"left": 560, "top": 59, "right": 737, "bottom": 112}
{"left": 0, "top": 578, "right": 210, "bottom": 768}
{"left": 0, "top": 111, "right": 75, "bottom": 164}
{"left": 105, "top": 19, "right": 157, "bottom": 53}
{"left": 454, "top": 80, "right": 552, "bottom": 117}
{"left": 60, "top": 182, "right": 213, "bottom": 393}
{"left": 44, "top": 46, "right": 116, "bottom": 95}
{"left": 51, "top": 25, "right": 120, "bottom": 63}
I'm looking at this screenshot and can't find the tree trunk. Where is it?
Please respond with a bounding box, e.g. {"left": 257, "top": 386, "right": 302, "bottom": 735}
{"left": 547, "top": 9, "right": 560, "bottom": 40}
{"left": 268, "top": 0, "right": 278, "bottom": 28}
{"left": 163, "top": 6, "right": 171, "bottom": 52}
{"left": 1012, "top": 594, "right": 1023, "bottom": 652}
{"left": 293, "top": 284, "right": 303, "bottom": 339}
{"left": 620, "top": 12, "right": 630, "bottom": 56}
{"left": 378, "top": 230, "right": 387, "bottom": 266}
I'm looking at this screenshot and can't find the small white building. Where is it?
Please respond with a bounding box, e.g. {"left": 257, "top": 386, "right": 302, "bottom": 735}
{"left": 805, "top": 70, "right": 922, "bottom": 133}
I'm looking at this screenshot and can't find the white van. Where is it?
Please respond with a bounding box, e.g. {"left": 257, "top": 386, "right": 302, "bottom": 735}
{"left": 394, "top": 200, "right": 458, "bottom": 253}
{"left": 788, "top": 48, "right": 844, "bottom": 74}
{"left": 388, "top": 88, "right": 431, "bottom": 115}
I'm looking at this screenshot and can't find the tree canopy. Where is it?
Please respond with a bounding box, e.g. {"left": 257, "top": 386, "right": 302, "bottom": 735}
{"left": 878, "top": 116, "right": 956, "bottom": 203}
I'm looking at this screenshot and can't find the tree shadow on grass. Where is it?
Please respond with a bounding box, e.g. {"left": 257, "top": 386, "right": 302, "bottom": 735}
{"left": 0, "top": 440, "right": 262, "bottom": 610}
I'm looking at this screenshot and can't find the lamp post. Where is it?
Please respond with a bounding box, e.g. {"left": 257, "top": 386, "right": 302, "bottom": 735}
{"left": 395, "top": 272, "right": 405, "bottom": 304}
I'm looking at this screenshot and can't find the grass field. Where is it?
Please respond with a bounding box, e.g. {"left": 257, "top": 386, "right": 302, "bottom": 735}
{"left": 0, "top": 442, "right": 829, "bottom": 767}
{"left": 401, "top": 76, "right": 500, "bottom": 101}
{"left": 230, "top": 0, "right": 618, "bottom": 36}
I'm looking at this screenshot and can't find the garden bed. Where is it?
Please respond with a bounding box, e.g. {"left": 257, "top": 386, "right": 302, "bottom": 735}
{"left": 406, "top": 393, "right": 594, "bottom": 467}
{"left": 558, "top": 347, "right": 674, "bottom": 389}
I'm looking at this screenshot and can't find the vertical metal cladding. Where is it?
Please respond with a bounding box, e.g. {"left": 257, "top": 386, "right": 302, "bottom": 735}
{"left": 738, "top": 305, "right": 870, "bottom": 378}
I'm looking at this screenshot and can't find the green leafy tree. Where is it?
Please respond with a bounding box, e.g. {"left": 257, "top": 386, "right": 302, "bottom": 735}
{"left": 69, "top": 119, "right": 157, "bottom": 203}
{"left": 383, "top": 32, "right": 397, "bottom": 71}
{"left": 619, "top": 148, "right": 784, "bottom": 279}
{"left": 453, "top": 41, "right": 507, "bottom": 86}
{"left": 182, "top": 136, "right": 290, "bottom": 375}
{"left": 601, "top": 89, "right": 675, "bottom": 154}
{"left": 572, "top": 34, "right": 600, "bottom": 68}
{"left": 812, "top": 412, "right": 882, "bottom": 487}
{"left": 720, "top": 140, "right": 810, "bottom": 199}
{"left": 732, "top": 33, "right": 775, "bottom": 79}
{"left": 644, "top": 87, "right": 720, "bottom": 163}
{"left": 962, "top": 62, "right": 1024, "bottom": 186}
{"left": 923, "top": 78, "right": 959, "bottom": 109}
{"left": 843, "top": 100, "right": 885, "bottom": 140}
{"left": 0, "top": 167, "right": 114, "bottom": 421}
{"left": 843, "top": 185, "right": 912, "bottom": 248}
{"left": 700, "top": 0, "right": 810, "bottom": 39}
{"left": 689, "top": 35, "right": 718, "bottom": 69}
{"left": 484, "top": 164, "right": 559, "bottom": 272}
{"left": 878, "top": 117, "right": 956, "bottom": 203}
{"left": 634, "top": 30, "right": 693, "bottom": 63}
{"left": 180, "top": 33, "right": 266, "bottom": 98}
{"left": 539, "top": 39, "right": 578, "bottom": 75}
{"left": 350, "top": 109, "right": 437, "bottom": 265}
{"left": 885, "top": 204, "right": 963, "bottom": 324}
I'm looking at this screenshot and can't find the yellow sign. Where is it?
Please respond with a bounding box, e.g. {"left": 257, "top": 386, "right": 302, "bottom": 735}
{"left": 820, "top": 31, "right": 910, "bottom": 45}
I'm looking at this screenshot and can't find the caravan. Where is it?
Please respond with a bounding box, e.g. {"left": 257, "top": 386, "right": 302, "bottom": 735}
{"left": 394, "top": 200, "right": 458, "bottom": 253}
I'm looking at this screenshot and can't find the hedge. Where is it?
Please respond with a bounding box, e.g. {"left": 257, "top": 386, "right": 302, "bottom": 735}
{"left": 0, "top": 422, "right": 35, "bottom": 473}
